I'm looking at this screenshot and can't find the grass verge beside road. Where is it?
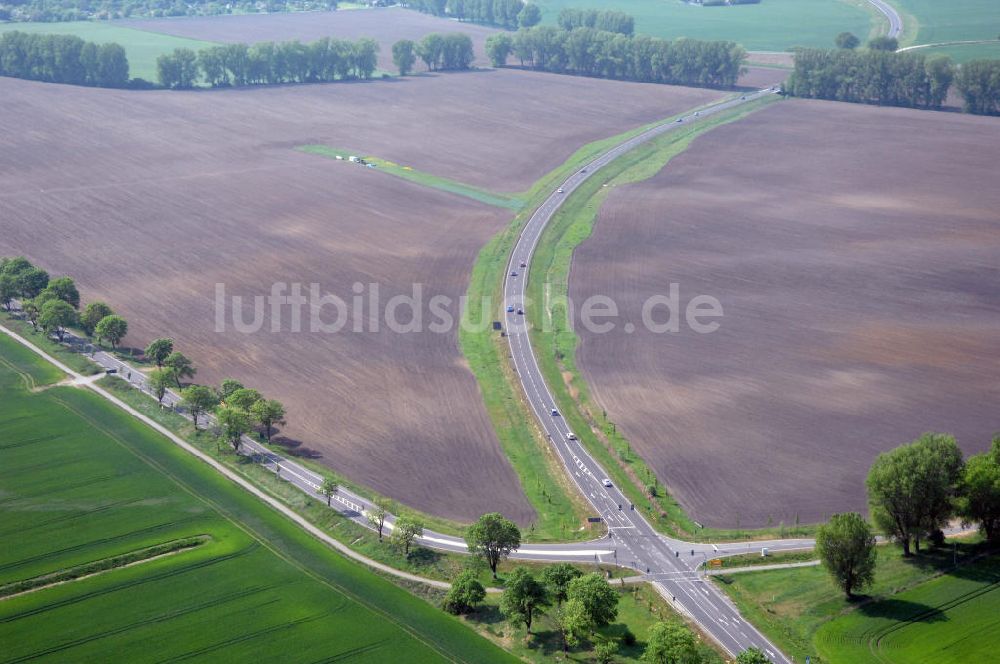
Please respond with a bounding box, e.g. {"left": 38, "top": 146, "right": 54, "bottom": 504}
{"left": 714, "top": 537, "right": 995, "bottom": 663}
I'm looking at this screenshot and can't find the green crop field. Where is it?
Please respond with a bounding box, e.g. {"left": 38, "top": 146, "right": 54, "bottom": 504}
{"left": 892, "top": 0, "right": 1000, "bottom": 45}
{"left": 0, "top": 21, "right": 216, "bottom": 82}
{"left": 532, "top": 0, "right": 876, "bottom": 51}
{"left": 814, "top": 555, "right": 1000, "bottom": 663}
{"left": 0, "top": 333, "right": 516, "bottom": 663}
{"left": 905, "top": 41, "right": 1000, "bottom": 63}
{"left": 715, "top": 539, "right": 998, "bottom": 663}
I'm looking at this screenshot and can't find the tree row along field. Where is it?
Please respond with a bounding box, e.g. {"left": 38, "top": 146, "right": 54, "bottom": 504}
{"left": 0, "top": 333, "right": 516, "bottom": 663}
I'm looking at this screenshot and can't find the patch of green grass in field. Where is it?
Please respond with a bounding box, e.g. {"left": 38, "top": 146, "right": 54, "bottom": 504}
{"left": 907, "top": 40, "right": 1000, "bottom": 63}
{"left": 714, "top": 538, "right": 993, "bottom": 663}
{"left": 466, "top": 581, "right": 725, "bottom": 663}
{"left": 531, "top": 0, "right": 875, "bottom": 51}
{"left": 0, "top": 333, "right": 517, "bottom": 663}
{"left": 814, "top": 554, "right": 1000, "bottom": 663}
{"left": 524, "top": 96, "right": 816, "bottom": 542}
{"left": 891, "top": 0, "right": 1000, "bottom": 46}
{"left": 298, "top": 146, "right": 526, "bottom": 210}
{"left": 0, "top": 21, "right": 217, "bottom": 82}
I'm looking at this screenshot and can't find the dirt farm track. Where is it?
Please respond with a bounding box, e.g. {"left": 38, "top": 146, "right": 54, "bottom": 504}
{"left": 0, "top": 71, "right": 720, "bottom": 523}
{"left": 570, "top": 99, "right": 1000, "bottom": 528}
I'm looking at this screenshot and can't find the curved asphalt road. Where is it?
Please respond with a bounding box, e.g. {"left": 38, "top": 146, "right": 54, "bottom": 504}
{"left": 868, "top": 0, "right": 903, "bottom": 39}
{"left": 500, "top": 88, "right": 793, "bottom": 662}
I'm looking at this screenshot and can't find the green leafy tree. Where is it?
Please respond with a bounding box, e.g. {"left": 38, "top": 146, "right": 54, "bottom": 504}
{"left": 541, "top": 562, "right": 583, "bottom": 605}
{"left": 180, "top": 384, "right": 217, "bottom": 428}
{"left": 250, "top": 398, "right": 286, "bottom": 441}
{"left": 38, "top": 299, "right": 77, "bottom": 341}
{"left": 816, "top": 512, "right": 877, "bottom": 598}
{"left": 0, "top": 273, "right": 16, "bottom": 311}
{"left": 868, "top": 36, "right": 898, "bottom": 51}
{"left": 367, "top": 498, "right": 392, "bottom": 540}
{"left": 641, "top": 621, "right": 697, "bottom": 664}
{"left": 418, "top": 33, "right": 445, "bottom": 70}
{"left": 320, "top": 478, "right": 339, "bottom": 506}
{"left": 226, "top": 387, "right": 263, "bottom": 411}
{"left": 80, "top": 301, "right": 113, "bottom": 335}
{"left": 390, "top": 516, "right": 424, "bottom": 556}
{"left": 736, "top": 647, "right": 770, "bottom": 664}
{"left": 956, "top": 59, "right": 1000, "bottom": 115}
{"left": 144, "top": 338, "right": 174, "bottom": 367}
{"left": 958, "top": 436, "right": 1000, "bottom": 542}
{"left": 835, "top": 32, "right": 860, "bottom": 49}
{"left": 518, "top": 3, "right": 541, "bottom": 28}
{"left": 17, "top": 266, "right": 49, "bottom": 299}
{"left": 466, "top": 512, "right": 521, "bottom": 578}
{"left": 595, "top": 639, "right": 619, "bottom": 664}
{"left": 867, "top": 433, "right": 963, "bottom": 555}
{"left": 44, "top": 276, "right": 80, "bottom": 308}
{"left": 93, "top": 314, "right": 128, "bottom": 348}
{"left": 500, "top": 567, "right": 550, "bottom": 633}
{"left": 217, "top": 406, "right": 252, "bottom": 452}
{"left": 164, "top": 351, "right": 196, "bottom": 387}
{"left": 157, "top": 47, "right": 199, "bottom": 88}
{"left": 566, "top": 573, "right": 618, "bottom": 630}
{"left": 148, "top": 368, "right": 176, "bottom": 405}
{"left": 442, "top": 570, "right": 486, "bottom": 614}
{"left": 392, "top": 39, "right": 416, "bottom": 76}
{"left": 485, "top": 33, "right": 513, "bottom": 67}
{"left": 218, "top": 378, "right": 244, "bottom": 402}
{"left": 557, "top": 597, "right": 590, "bottom": 649}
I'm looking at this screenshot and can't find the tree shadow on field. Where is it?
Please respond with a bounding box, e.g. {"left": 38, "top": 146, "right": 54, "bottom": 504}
{"left": 856, "top": 598, "right": 947, "bottom": 624}
{"left": 270, "top": 435, "right": 323, "bottom": 459}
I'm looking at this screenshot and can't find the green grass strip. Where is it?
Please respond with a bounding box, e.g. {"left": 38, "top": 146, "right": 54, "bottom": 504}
{"left": 297, "top": 145, "right": 525, "bottom": 210}
{"left": 0, "top": 536, "right": 208, "bottom": 599}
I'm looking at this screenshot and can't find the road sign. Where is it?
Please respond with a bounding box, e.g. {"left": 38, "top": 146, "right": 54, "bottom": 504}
{"left": 709, "top": 558, "right": 723, "bottom": 568}
{"left": 587, "top": 516, "right": 603, "bottom": 523}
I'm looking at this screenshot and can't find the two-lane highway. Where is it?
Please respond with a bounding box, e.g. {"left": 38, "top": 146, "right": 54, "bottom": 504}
{"left": 501, "top": 88, "right": 793, "bottom": 662}
{"left": 868, "top": 0, "right": 903, "bottom": 39}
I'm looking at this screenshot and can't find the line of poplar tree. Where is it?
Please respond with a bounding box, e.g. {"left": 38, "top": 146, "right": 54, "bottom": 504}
{"left": 156, "top": 36, "right": 379, "bottom": 89}
{"left": 955, "top": 59, "right": 1000, "bottom": 116}
{"left": 486, "top": 26, "right": 745, "bottom": 89}
{"left": 0, "top": 31, "right": 129, "bottom": 87}
{"left": 786, "top": 48, "right": 955, "bottom": 109}
{"left": 556, "top": 8, "right": 634, "bottom": 36}
{"left": 789, "top": 47, "right": 1000, "bottom": 115}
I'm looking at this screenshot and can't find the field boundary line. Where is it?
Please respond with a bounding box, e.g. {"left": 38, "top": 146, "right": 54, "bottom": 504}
{"left": 0, "top": 322, "right": 455, "bottom": 592}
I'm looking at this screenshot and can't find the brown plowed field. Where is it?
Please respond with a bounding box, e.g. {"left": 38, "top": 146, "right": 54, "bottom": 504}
{"left": 125, "top": 7, "right": 501, "bottom": 71}
{"left": 570, "top": 99, "right": 1000, "bottom": 528}
{"left": 0, "top": 72, "right": 719, "bottom": 523}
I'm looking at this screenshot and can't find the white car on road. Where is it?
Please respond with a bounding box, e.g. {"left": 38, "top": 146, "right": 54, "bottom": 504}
{"left": 602, "top": 478, "right": 613, "bottom": 488}
{"left": 566, "top": 432, "right": 577, "bottom": 441}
